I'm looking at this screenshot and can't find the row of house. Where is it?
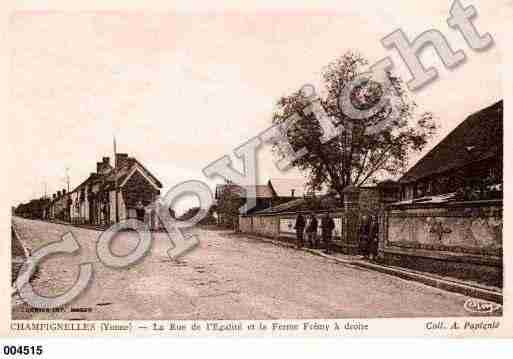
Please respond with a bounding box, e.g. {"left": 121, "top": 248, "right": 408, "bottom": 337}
{"left": 14, "top": 197, "right": 51, "bottom": 220}
{"left": 42, "top": 153, "right": 163, "bottom": 228}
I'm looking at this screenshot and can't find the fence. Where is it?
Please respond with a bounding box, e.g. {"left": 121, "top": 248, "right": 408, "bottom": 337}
{"left": 239, "top": 208, "right": 368, "bottom": 254}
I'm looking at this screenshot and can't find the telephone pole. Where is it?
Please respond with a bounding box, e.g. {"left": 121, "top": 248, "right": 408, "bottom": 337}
{"left": 65, "top": 167, "right": 70, "bottom": 193}
{"left": 114, "top": 137, "right": 119, "bottom": 222}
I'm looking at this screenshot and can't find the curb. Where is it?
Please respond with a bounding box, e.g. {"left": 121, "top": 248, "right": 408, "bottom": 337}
{"left": 11, "top": 223, "right": 31, "bottom": 297}
{"left": 238, "top": 233, "right": 503, "bottom": 304}
{"left": 12, "top": 222, "right": 31, "bottom": 259}
{"left": 349, "top": 260, "right": 502, "bottom": 304}
{"left": 46, "top": 219, "right": 106, "bottom": 231}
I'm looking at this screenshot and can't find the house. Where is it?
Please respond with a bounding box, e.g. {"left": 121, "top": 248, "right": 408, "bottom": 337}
{"left": 251, "top": 185, "right": 380, "bottom": 216}
{"left": 47, "top": 153, "right": 162, "bottom": 228}
{"left": 214, "top": 182, "right": 275, "bottom": 228}
{"left": 267, "top": 178, "right": 311, "bottom": 199}
{"left": 41, "top": 190, "right": 69, "bottom": 221}
{"left": 383, "top": 101, "right": 503, "bottom": 286}
{"left": 214, "top": 178, "right": 316, "bottom": 215}
{"left": 399, "top": 100, "right": 503, "bottom": 201}
{"left": 14, "top": 197, "right": 50, "bottom": 220}
{"left": 52, "top": 190, "right": 71, "bottom": 221}
{"left": 214, "top": 178, "right": 317, "bottom": 228}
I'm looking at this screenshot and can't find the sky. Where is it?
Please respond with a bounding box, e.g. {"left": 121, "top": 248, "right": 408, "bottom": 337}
{"left": 8, "top": 1, "right": 509, "bottom": 213}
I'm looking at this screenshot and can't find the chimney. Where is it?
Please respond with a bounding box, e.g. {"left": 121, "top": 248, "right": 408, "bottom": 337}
{"left": 115, "top": 153, "right": 129, "bottom": 169}
{"left": 97, "top": 156, "right": 112, "bottom": 174}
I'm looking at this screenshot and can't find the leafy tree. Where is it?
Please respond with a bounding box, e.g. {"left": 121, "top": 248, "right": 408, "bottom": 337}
{"left": 179, "top": 206, "right": 217, "bottom": 225}
{"left": 271, "top": 51, "right": 437, "bottom": 203}
{"left": 215, "top": 183, "right": 244, "bottom": 229}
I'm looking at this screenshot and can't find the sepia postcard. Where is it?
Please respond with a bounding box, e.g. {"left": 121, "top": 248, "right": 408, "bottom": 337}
{"left": 2, "top": 0, "right": 513, "bottom": 339}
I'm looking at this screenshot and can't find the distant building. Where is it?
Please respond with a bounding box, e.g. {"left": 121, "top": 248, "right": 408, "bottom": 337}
{"left": 252, "top": 186, "right": 380, "bottom": 215}
{"left": 49, "top": 189, "right": 70, "bottom": 221}
{"left": 214, "top": 182, "right": 275, "bottom": 226}
{"left": 214, "top": 178, "right": 319, "bottom": 228}
{"left": 399, "top": 100, "right": 503, "bottom": 201}
{"left": 267, "top": 178, "right": 314, "bottom": 199}
{"left": 14, "top": 197, "right": 50, "bottom": 220}
{"left": 214, "top": 178, "right": 317, "bottom": 217}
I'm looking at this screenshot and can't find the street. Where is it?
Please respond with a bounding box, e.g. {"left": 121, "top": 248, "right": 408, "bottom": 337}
{"left": 12, "top": 217, "right": 482, "bottom": 320}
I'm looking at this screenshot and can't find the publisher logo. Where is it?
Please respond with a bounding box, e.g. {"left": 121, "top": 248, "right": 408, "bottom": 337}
{"left": 463, "top": 298, "right": 501, "bottom": 314}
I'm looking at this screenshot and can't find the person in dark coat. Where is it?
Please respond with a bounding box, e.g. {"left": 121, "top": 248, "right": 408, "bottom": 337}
{"left": 305, "top": 213, "right": 319, "bottom": 248}
{"left": 359, "top": 214, "right": 371, "bottom": 258}
{"left": 368, "top": 215, "right": 379, "bottom": 261}
{"left": 321, "top": 212, "right": 335, "bottom": 254}
{"left": 294, "top": 213, "right": 306, "bottom": 248}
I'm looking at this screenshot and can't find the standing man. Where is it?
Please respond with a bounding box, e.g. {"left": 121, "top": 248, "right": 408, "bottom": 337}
{"left": 294, "top": 213, "right": 306, "bottom": 249}
{"left": 321, "top": 212, "right": 335, "bottom": 254}
{"left": 368, "top": 215, "right": 379, "bottom": 261}
{"left": 359, "top": 214, "right": 371, "bottom": 259}
{"left": 306, "top": 213, "right": 319, "bottom": 249}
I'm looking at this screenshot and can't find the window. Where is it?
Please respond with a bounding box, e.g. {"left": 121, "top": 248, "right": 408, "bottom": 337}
{"left": 426, "top": 181, "right": 433, "bottom": 195}
{"left": 489, "top": 167, "right": 498, "bottom": 182}
{"left": 415, "top": 183, "right": 425, "bottom": 198}
{"left": 128, "top": 208, "right": 137, "bottom": 219}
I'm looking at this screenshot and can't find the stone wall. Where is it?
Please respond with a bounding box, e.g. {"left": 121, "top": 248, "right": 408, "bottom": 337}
{"left": 251, "top": 216, "right": 279, "bottom": 238}
{"left": 358, "top": 187, "right": 381, "bottom": 213}
{"left": 239, "top": 209, "right": 360, "bottom": 253}
{"left": 240, "top": 196, "right": 503, "bottom": 286}
{"left": 239, "top": 216, "right": 253, "bottom": 233}
{"left": 381, "top": 200, "right": 502, "bottom": 286}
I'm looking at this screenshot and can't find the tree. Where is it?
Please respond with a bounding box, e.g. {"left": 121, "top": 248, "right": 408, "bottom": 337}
{"left": 179, "top": 206, "right": 217, "bottom": 225}
{"left": 215, "top": 183, "right": 244, "bottom": 229}
{"left": 271, "top": 51, "right": 437, "bottom": 203}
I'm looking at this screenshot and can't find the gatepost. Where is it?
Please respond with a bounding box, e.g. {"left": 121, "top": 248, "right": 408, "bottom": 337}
{"left": 376, "top": 180, "right": 401, "bottom": 260}
{"left": 342, "top": 185, "right": 360, "bottom": 254}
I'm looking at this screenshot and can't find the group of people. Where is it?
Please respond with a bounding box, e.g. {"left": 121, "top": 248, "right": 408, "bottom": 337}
{"left": 293, "top": 212, "right": 379, "bottom": 260}
{"left": 293, "top": 212, "right": 336, "bottom": 254}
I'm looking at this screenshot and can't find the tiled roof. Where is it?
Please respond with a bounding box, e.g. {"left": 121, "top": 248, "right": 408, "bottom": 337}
{"left": 255, "top": 195, "right": 341, "bottom": 215}
{"left": 268, "top": 178, "right": 310, "bottom": 197}
{"left": 400, "top": 100, "right": 503, "bottom": 184}
{"left": 71, "top": 156, "right": 162, "bottom": 192}
{"left": 215, "top": 183, "right": 274, "bottom": 199}
{"left": 256, "top": 198, "right": 306, "bottom": 214}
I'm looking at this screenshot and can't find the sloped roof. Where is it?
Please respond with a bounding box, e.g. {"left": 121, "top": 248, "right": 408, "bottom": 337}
{"left": 71, "top": 156, "right": 162, "bottom": 193}
{"left": 257, "top": 198, "right": 306, "bottom": 214}
{"left": 400, "top": 100, "right": 503, "bottom": 184}
{"left": 215, "top": 183, "right": 274, "bottom": 199}
{"left": 104, "top": 158, "right": 162, "bottom": 188}
{"left": 268, "top": 178, "right": 310, "bottom": 197}
{"left": 255, "top": 195, "right": 341, "bottom": 215}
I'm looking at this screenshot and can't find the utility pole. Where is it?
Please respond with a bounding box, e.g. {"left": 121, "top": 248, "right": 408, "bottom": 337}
{"left": 114, "top": 136, "right": 119, "bottom": 223}
{"left": 65, "top": 167, "right": 70, "bottom": 193}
